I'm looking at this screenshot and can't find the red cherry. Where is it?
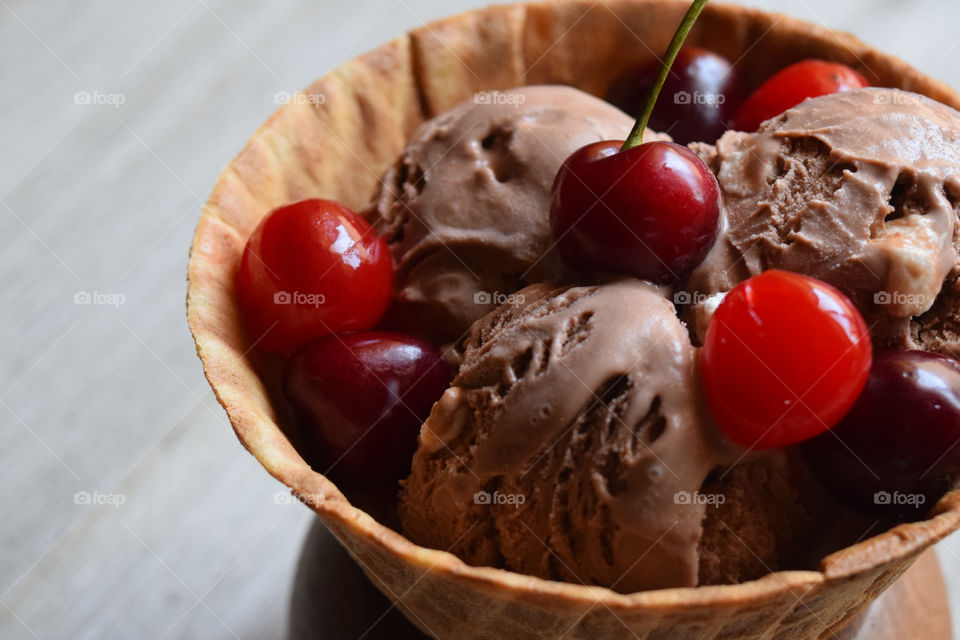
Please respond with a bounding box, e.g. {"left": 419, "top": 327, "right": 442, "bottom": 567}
{"left": 549, "top": 140, "right": 720, "bottom": 283}
{"left": 236, "top": 199, "right": 393, "bottom": 352}
{"left": 606, "top": 47, "right": 741, "bottom": 145}
{"left": 283, "top": 331, "right": 451, "bottom": 486}
{"left": 700, "top": 270, "right": 872, "bottom": 449}
{"left": 803, "top": 351, "right": 960, "bottom": 519}
{"left": 732, "top": 59, "right": 869, "bottom": 132}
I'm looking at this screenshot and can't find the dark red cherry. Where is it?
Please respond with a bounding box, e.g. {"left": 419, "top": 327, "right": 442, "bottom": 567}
{"left": 700, "top": 270, "right": 872, "bottom": 449}
{"left": 549, "top": 139, "right": 720, "bottom": 283}
{"left": 606, "top": 47, "right": 741, "bottom": 145}
{"left": 283, "top": 332, "right": 451, "bottom": 487}
{"left": 236, "top": 199, "right": 394, "bottom": 352}
{"left": 803, "top": 350, "right": 960, "bottom": 519}
{"left": 732, "top": 59, "right": 868, "bottom": 132}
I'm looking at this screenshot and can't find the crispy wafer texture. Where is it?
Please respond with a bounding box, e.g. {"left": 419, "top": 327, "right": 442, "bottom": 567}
{"left": 187, "top": 2, "right": 960, "bottom": 637}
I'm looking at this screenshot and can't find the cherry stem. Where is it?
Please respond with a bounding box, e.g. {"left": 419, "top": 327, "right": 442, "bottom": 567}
{"left": 621, "top": 0, "right": 710, "bottom": 150}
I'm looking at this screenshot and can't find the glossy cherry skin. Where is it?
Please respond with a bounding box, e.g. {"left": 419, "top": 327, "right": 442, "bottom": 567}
{"left": 550, "top": 140, "right": 720, "bottom": 284}
{"left": 283, "top": 331, "right": 451, "bottom": 486}
{"left": 803, "top": 351, "right": 960, "bottom": 519}
{"left": 732, "top": 59, "right": 868, "bottom": 132}
{"left": 700, "top": 270, "right": 872, "bottom": 449}
{"left": 236, "top": 199, "right": 393, "bottom": 352}
{"left": 606, "top": 47, "right": 741, "bottom": 145}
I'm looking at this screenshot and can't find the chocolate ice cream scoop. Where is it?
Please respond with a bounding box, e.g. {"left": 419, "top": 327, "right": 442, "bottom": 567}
{"left": 685, "top": 88, "right": 960, "bottom": 350}
{"left": 367, "top": 86, "right": 668, "bottom": 347}
{"left": 399, "top": 280, "right": 827, "bottom": 591}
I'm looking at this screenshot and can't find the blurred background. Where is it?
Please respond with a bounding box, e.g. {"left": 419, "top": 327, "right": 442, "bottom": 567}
{"left": 2, "top": 0, "right": 960, "bottom": 638}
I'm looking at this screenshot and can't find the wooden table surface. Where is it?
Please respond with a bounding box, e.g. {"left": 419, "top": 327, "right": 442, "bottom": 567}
{"left": 2, "top": 0, "right": 959, "bottom": 638}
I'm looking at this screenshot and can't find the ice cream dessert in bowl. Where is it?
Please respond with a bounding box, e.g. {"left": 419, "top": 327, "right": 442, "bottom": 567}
{"left": 186, "top": 0, "right": 960, "bottom": 637}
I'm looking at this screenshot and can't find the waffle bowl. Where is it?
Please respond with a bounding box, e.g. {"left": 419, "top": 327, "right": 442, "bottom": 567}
{"left": 186, "top": 1, "right": 960, "bottom": 638}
